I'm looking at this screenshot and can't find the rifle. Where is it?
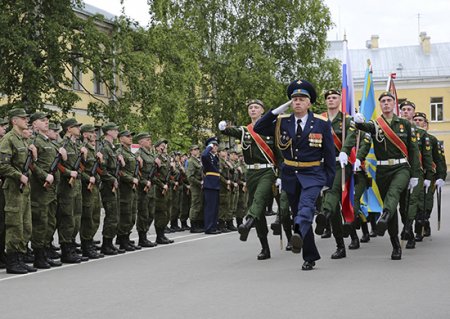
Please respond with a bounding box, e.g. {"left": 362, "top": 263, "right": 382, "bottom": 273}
{"left": 87, "top": 141, "right": 104, "bottom": 192}
{"left": 173, "top": 166, "right": 185, "bottom": 191}
{"left": 132, "top": 158, "right": 140, "bottom": 191}
{"left": 68, "top": 142, "right": 87, "bottom": 187}
{"left": 44, "top": 138, "right": 70, "bottom": 188}
{"left": 112, "top": 155, "right": 123, "bottom": 193}
{"left": 161, "top": 165, "right": 173, "bottom": 196}
{"left": 20, "top": 134, "right": 37, "bottom": 193}
{"left": 143, "top": 164, "right": 157, "bottom": 193}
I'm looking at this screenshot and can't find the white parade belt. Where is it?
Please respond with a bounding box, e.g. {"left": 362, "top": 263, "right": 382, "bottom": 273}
{"left": 376, "top": 158, "right": 407, "bottom": 166}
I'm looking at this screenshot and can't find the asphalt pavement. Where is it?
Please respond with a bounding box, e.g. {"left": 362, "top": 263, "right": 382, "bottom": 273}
{"left": 1, "top": 186, "right": 449, "bottom": 319}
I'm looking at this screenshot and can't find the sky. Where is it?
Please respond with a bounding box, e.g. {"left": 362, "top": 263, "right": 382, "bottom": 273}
{"left": 84, "top": 0, "right": 450, "bottom": 49}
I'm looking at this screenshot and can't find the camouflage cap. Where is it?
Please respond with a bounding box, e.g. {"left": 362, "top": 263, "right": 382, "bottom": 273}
{"left": 48, "top": 122, "right": 60, "bottom": 131}
{"left": 246, "top": 99, "right": 265, "bottom": 108}
{"left": 80, "top": 124, "right": 96, "bottom": 134}
{"left": 29, "top": 112, "right": 50, "bottom": 124}
{"left": 189, "top": 144, "right": 200, "bottom": 151}
{"left": 118, "top": 130, "right": 135, "bottom": 138}
{"left": 135, "top": 132, "right": 151, "bottom": 141}
{"left": 0, "top": 117, "right": 8, "bottom": 125}
{"left": 154, "top": 138, "right": 168, "bottom": 148}
{"left": 102, "top": 122, "right": 119, "bottom": 132}
{"left": 62, "top": 118, "right": 82, "bottom": 130}
{"left": 8, "top": 108, "right": 29, "bottom": 119}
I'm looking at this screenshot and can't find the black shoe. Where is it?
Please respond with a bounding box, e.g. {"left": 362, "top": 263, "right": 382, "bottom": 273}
{"left": 226, "top": 220, "right": 238, "bottom": 232}
{"left": 19, "top": 254, "right": 37, "bottom": 272}
{"left": 47, "top": 258, "right": 62, "bottom": 267}
{"left": 315, "top": 212, "right": 329, "bottom": 235}
{"left": 205, "top": 230, "right": 221, "bottom": 235}
{"left": 180, "top": 221, "right": 191, "bottom": 231}
{"left": 360, "top": 233, "right": 370, "bottom": 243}
{"left": 291, "top": 233, "right": 303, "bottom": 254}
{"left": 415, "top": 233, "right": 423, "bottom": 242}
{"left": 118, "top": 236, "right": 135, "bottom": 251}
{"left": 46, "top": 247, "right": 61, "bottom": 259}
{"left": 390, "top": 236, "right": 402, "bottom": 260}
{"left": 271, "top": 215, "right": 282, "bottom": 236}
{"left": 348, "top": 237, "right": 360, "bottom": 250}
{"left": 238, "top": 216, "right": 254, "bottom": 242}
{"left": 162, "top": 236, "right": 174, "bottom": 244}
{"left": 376, "top": 210, "right": 390, "bottom": 237}
{"left": 331, "top": 247, "right": 346, "bottom": 259}
{"left": 257, "top": 237, "right": 271, "bottom": 260}
{"left": 285, "top": 242, "right": 293, "bottom": 251}
{"left": 33, "top": 248, "right": 51, "bottom": 269}
{"left": 369, "top": 230, "right": 377, "bottom": 237}
{"left": 23, "top": 248, "right": 35, "bottom": 263}
{"left": 302, "top": 260, "right": 316, "bottom": 271}
{"left": 423, "top": 221, "right": 431, "bottom": 237}
{"left": 405, "top": 238, "right": 416, "bottom": 249}
{"left": 156, "top": 237, "right": 172, "bottom": 244}
{"left": 321, "top": 229, "right": 331, "bottom": 238}
{"left": 60, "top": 244, "right": 81, "bottom": 264}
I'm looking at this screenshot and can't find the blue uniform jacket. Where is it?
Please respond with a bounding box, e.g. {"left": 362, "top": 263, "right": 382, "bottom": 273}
{"left": 254, "top": 110, "right": 336, "bottom": 193}
{"left": 201, "top": 146, "right": 220, "bottom": 190}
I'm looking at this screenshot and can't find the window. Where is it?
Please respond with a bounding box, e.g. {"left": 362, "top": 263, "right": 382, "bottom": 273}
{"left": 430, "top": 97, "right": 443, "bottom": 121}
{"left": 72, "top": 64, "right": 82, "bottom": 91}
{"left": 93, "top": 73, "right": 103, "bottom": 95}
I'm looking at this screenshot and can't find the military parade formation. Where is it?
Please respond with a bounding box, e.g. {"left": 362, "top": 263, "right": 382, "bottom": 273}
{"left": 0, "top": 79, "right": 447, "bottom": 274}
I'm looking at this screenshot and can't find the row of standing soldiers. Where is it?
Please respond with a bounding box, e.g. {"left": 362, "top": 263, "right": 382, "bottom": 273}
{"left": 0, "top": 109, "right": 249, "bottom": 274}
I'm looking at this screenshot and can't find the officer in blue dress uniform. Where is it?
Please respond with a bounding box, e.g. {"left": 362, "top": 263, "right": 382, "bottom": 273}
{"left": 254, "top": 80, "right": 335, "bottom": 270}
{"left": 201, "top": 137, "right": 221, "bottom": 234}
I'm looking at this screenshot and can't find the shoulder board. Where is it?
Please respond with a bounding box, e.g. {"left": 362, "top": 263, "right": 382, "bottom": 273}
{"left": 313, "top": 113, "right": 328, "bottom": 121}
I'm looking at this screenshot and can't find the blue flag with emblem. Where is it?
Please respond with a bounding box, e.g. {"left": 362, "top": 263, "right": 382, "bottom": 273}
{"left": 360, "top": 61, "right": 383, "bottom": 215}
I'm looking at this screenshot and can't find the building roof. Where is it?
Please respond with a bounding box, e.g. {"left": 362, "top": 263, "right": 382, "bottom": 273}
{"left": 73, "top": 3, "right": 116, "bottom": 23}
{"left": 326, "top": 40, "right": 450, "bottom": 81}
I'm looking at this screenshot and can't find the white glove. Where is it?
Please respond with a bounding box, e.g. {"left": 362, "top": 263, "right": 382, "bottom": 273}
{"left": 408, "top": 177, "right": 419, "bottom": 193}
{"left": 207, "top": 144, "right": 215, "bottom": 149}
{"left": 272, "top": 100, "right": 292, "bottom": 115}
{"left": 435, "top": 178, "right": 445, "bottom": 190}
{"left": 354, "top": 112, "right": 365, "bottom": 124}
{"left": 218, "top": 120, "right": 227, "bottom": 131}
{"left": 320, "top": 186, "right": 329, "bottom": 196}
{"left": 353, "top": 158, "right": 361, "bottom": 171}
{"left": 338, "top": 152, "right": 348, "bottom": 168}
{"left": 423, "top": 179, "right": 431, "bottom": 193}
{"left": 275, "top": 178, "right": 282, "bottom": 193}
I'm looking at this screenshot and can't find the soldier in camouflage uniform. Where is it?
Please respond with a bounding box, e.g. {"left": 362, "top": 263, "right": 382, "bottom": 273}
{"left": 116, "top": 130, "right": 141, "bottom": 251}
{"left": 0, "top": 116, "right": 10, "bottom": 269}
{"left": 135, "top": 132, "right": 157, "bottom": 248}
{"left": 218, "top": 146, "right": 233, "bottom": 233}
{"left": 227, "top": 149, "right": 239, "bottom": 231}
{"left": 153, "top": 139, "right": 174, "bottom": 244}
{"left": 169, "top": 151, "right": 183, "bottom": 232}
{"left": 57, "top": 118, "right": 88, "bottom": 263}
{"left": 186, "top": 145, "right": 204, "bottom": 233}
{"left": 29, "top": 112, "right": 63, "bottom": 268}
{"left": 79, "top": 124, "right": 104, "bottom": 259}
{"left": 179, "top": 153, "right": 191, "bottom": 231}
{"left": 0, "top": 108, "right": 37, "bottom": 274}
{"left": 99, "top": 122, "right": 124, "bottom": 255}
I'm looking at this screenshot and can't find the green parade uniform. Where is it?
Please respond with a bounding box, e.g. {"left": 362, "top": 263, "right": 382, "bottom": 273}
{"left": 356, "top": 108, "right": 420, "bottom": 260}
{"left": 179, "top": 171, "right": 191, "bottom": 230}
{"left": 186, "top": 149, "right": 204, "bottom": 232}
{"left": 135, "top": 135, "right": 157, "bottom": 247}
{"left": 0, "top": 116, "right": 7, "bottom": 268}
{"left": 116, "top": 132, "right": 140, "bottom": 251}
{"left": 99, "top": 130, "right": 122, "bottom": 255}
{"left": 0, "top": 108, "right": 35, "bottom": 273}
{"left": 319, "top": 111, "right": 357, "bottom": 259}
{"left": 221, "top": 121, "right": 276, "bottom": 260}
{"left": 153, "top": 139, "right": 174, "bottom": 244}
{"left": 169, "top": 159, "right": 183, "bottom": 231}
{"left": 398, "top": 125, "right": 432, "bottom": 248}
{"left": 218, "top": 155, "right": 233, "bottom": 232}
{"left": 417, "top": 133, "right": 447, "bottom": 239}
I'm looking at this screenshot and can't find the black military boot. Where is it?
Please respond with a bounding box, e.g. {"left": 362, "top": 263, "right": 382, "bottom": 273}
{"left": 118, "top": 235, "right": 135, "bottom": 251}
{"left": 170, "top": 219, "right": 182, "bottom": 232}
{"left": 270, "top": 215, "right": 282, "bottom": 236}
{"left": 0, "top": 251, "right": 6, "bottom": 269}
{"left": 101, "top": 237, "right": 118, "bottom": 255}
{"left": 423, "top": 220, "right": 431, "bottom": 237}
{"left": 331, "top": 237, "right": 346, "bottom": 259}
{"left": 321, "top": 222, "right": 332, "bottom": 238}
{"left": 401, "top": 219, "right": 414, "bottom": 241}
{"left": 390, "top": 236, "right": 402, "bottom": 260}
{"left": 360, "top": 222, "right": 370, "bottom": 243}
{"left": 348, "top": 231, "right": 360, "bottom": 250}
{"left": 127, "top": 234, "right": 142, "bottom": 250}
{"left": 82, "top": 240, "right": 102, "bottom": 259}
{"left": 46, "top": 251, "right": 62, "bottom": 267}
{"left": 6, "top": 252, "right": 28, "bottom": 274}
{"left": 156, "top": 228, "right": 172, "bottom": 244}
{"left": 33, "top": 248, "right": 51, "bottom": 269}
{"left": 283, "top": 219, "right": 293, "bottom": 251}
{"left": 369, "top": 213, "right": 378, "bottom": 237}
{"left": 46, "top": 246, "right": 61, "bottom": 259}
{"left": 315, "top": 210, "right": 331, "bottom": 235}
{"left": 226, "top": 219, "right": 238, "bottom": 231}
{"left": 180, "top": 220, "right": 190, "bottom": 231}
{"left": 190, "top": 221, "right": 203, "bottom": 233}
{"left": 376, "top": 209, "right": 390, "bottom": 236}
{"left": 23, "top": 247, "right": 35, "bottom": 263}
{"left": 405, "top": 237, "right": 416, "bottom": 249}
{"left": 257, "top": 236, "right": 271, "bottom": 260}
{"left": 218, "top": 220, "right": 230, "bottom": 233}
{"left": 236, "top": 217, "right": 243, "bottom": 227}
{"left": 18, "top": 253, "right": 37, "bottom": 272}
{"left": 238, "top": 216, "right": 255, "bottom": 241}
{"left": 414, "top": 220, "right": 424, "bottom": 242}
{"left": 138, "top": 232, "right": 156, "bottom": 248}
{"left": 60, "top": 243, "right": 81, "bottom": 264}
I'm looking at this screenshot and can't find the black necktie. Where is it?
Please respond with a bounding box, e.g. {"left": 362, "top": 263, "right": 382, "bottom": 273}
{"left": 296, "top": 119, "right": 302, "bottom": 137}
